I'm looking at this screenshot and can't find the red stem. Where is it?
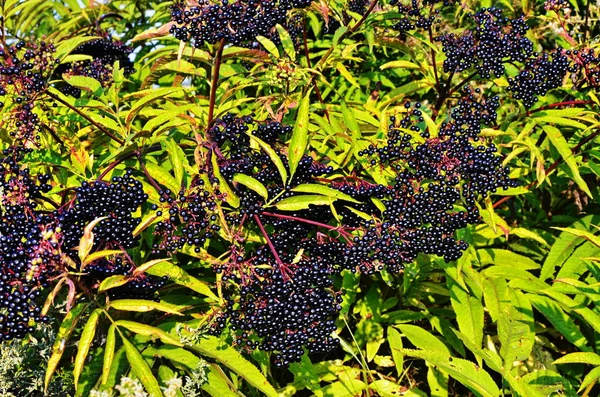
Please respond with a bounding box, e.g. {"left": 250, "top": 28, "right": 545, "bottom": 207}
{"left": 207, "top": 38, "right": 225, "bottom": 130}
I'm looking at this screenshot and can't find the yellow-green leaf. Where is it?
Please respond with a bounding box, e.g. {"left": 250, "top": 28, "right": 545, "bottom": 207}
{"left": 74, "top": 309, "right": 102, "bottom": 389}
{"left": 122, "top": 336, "right": 163, "bottom": 397}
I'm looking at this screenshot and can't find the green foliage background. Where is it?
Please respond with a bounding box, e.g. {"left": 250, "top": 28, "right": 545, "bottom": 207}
{"left": 0, "top": 0, "right": 599, "bottom": 395}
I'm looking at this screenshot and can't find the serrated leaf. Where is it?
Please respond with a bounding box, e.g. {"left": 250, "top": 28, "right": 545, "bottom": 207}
{"left": 276, "top": 24, "right": 296, "bottom": 59}
{"left": 498, "top": 312, "right": 535, "bottom": 367}
{"left": 109, "top": 299, "right": 184, "bottom": 315}
{"left": 255, "top": 36, "right": 280, "bottom": 58}
{"left": 291, "top": 183, "right": 361, "bottom": 203}
{"left": 274, "top": 194, "right": 333, "bottom": 211}
{"left": 163, "top": 139, "right": 186, "bottom": 190}
{"left": 190, "top": 336, "right": 278, "bottom": 397}
{"left": 115, "top": 320, "right": 183, "bottom": 346}
{"left": 45, "top": 303, "right": 88, "bottom": 392}
{"left": 211, "top": 152, "right": 240, "bottom": 208}
{"left": 78, "top": 217, "right": 107, "bottom": 264}
{"left": 579, "top": 366, "right": 600, "bottom": 392}
{"left": 233, "top": 174, "right": 269, "bottom": 201}
{"left": 248, "top": 134, "right": 287, "bottom": 183}
{"left": 145, "top": 161, "right": 181, "bottom": 195}
{"left": 98, "top": 275, "right": 130, "bottom": 292}
{"left": 145, "top": 261, "right": 219, "bottom": 302}
{"left": 336, "top": 63, "right": 360, "bottom": 88}
{"left": 101, "top": 324, "right": 116, "bottom": 385}
{"left": 553, "top": 352, "right": 600, "bottom": 365}
{"left": 528, "top": 294, "right": 591, "bottom": 351}
{"left": 448, "top": 279, "right": 484, "bottom": 350}
{"left": 395, "top": 324, "right": 450, "bottom": 355}
{"left": 399, "top": 349, "right": 500, "bottom": 397}
{"left": 74, "top": 309, "right": 102, "bottom": 389}
{"left": 82, "top": 249, "right": 122, "bottom": 266}
{"left": 552, "top": 226, "right": 600, "bottom": 248}
{"left": 126, "top": 87, "right": 184, "bottom": 125}
{"left": 477, "top": 249, "right": 540, "bottom": 270}
{"left": 387, "top": 326, "right": 403, "bottom": 377}
{"left": 121, "top": 336, "right": 163, "bottom": 397}
{"left": 543, "top": 124, "right": 592, "bottom": 197}
{"left": 63, "top": 75, "right": 102, "bottom": 96}
{"left": 482, "top": 277, "right": 510, "bottom": 322}
{"left": 288, "top": 91, "right": 311, "bottom": 180}
{"left": 54, "top": 36, "right": 100, "bottom": 61}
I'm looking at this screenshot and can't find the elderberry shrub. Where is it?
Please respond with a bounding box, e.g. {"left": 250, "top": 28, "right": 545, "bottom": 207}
{"left": 54, "top": 31, "right": 135, "bottom": 98}
{"left": 0, "top": 39, "right": 57, "bottom": 143}
{"left": 569, "top": 48, "right": 600, "bottom": 88}
{"left": 438, "top": 8, "right": 533, "bottom": 78}
{"left": 507, "top": 50, "right": 570, "bottom": 108}
{"left": 170, "top": 0, "right": 311, "bottom": 48}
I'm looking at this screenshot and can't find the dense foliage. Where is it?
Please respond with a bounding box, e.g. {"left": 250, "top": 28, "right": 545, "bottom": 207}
{"left": 0, "top": 0, "right": 599, "bottom": 395}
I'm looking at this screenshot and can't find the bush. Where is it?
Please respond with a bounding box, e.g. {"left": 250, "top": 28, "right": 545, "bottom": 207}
{"left": 0, "top": 0, "right": 599, "bottom": 395}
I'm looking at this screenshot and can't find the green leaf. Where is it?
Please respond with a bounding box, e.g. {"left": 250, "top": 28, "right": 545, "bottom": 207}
{"left": 78, "top": 217, "right": 107, "bottom": 264}
{"left": 477, "top": 248, "right": 540, "bottom": 270}
{"left": 387, "top": 326, "right": 404, "bottom": 377}
{"left": 553, "top": 352, "right": 600, "bottom": 365}
{"left": 54, "top": 36, "right": 100, "bottom": 61}
{"left": 528, "top": 294, "right": 591, "bottom": 351}
{"left": 190, "top": 335, "right": 278, "bottom": 397}
{"left": 145, "top": 161, "right": 181, "bottom": 195}
{"left": 341, "top": 101, "right": 361, "bottom": 139}
{"left": 276, "top": 24, "right": 296, "bottom": 59}
{"left": 211, "top": 152, "right": 240, "bottom": 208}
{"left": 579, "top": 366, "right": 600, "bottom": 392}
{"left": 453, "top": 330, "right": 503, "bottom": 373}
{"left": 274, "top": 194, "right": 334, "bottom": 211}
{"left": 248, "top": 134, "right": 287, "bottom": 184}
{"left": 255, "top": 36, "right": 279, "bottom": 58}
{"left": 498, "top": 312, "right": 535, "bottom": 367}
{"left": 82, "top": 249, "right": 122, "bottom": 266}
{"left": 395, "top": 324, "right": 450, "bottom": 355}
{"left": 121, "top": 336, "right": 163, "bottom": 397}
{"left": 126, "top": 87, "right": 184, "bottom": 125}
{"left": 380, "top": 60, "right": 422, "bottom": 70}
{"left": 552, "top": 226, "right": 600, "bottom": 248}
{"left": 114, "top": 320, "right": 183, "bottom": 346}
{"left": 98, "top": 275, "right": 130, "bottom": 292}
{"left": 145, "top": 261, "right": 219, "bottom": 302}
{"left": 399, "top": 349, "right": 500, "bottom": 397}
{"left": 448, "top": 279, "right": 484, "bottom": 350}
{"left": 73, "top": 309, "right": 102, "bottom": 390}
{"left": 288, "top": 91, "right": 311, "bottom": 180}
{"left": 233, "top": 174, "right": 269, "bottom": 201}
{"left": 109, "top": 299, "right": 184, "bottom": 315}
{"left": 102, "top": 324, "right": 117, "bottom": 385}
{"left": 543, "top": 124, "right": 592, "bottom": 197}
{"left": 291, "top": 183, "right": 361, "bottom": 203}
{"left": 45, "top": 302, "right": 88, "bottom": 392}
{"left": 63, "top": 75, "right": 102, "bottom": 96}
{"left": 163, "top": 139, "right": 186, "bottom": 189}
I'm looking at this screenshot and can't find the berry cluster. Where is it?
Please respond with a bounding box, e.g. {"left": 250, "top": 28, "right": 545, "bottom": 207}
{"left": 438, "top": 8, "right": 533, "bottom": 78}
{"left": 348, "top": 0, "right": 370, "bottom": 16}
{"left": 152, "top": 178, "right": 219, "bottom": 254}
{"left": 507, "top": 50, "right": 570, "bottom": 107}
{"left": 169, "top": 0, "right": 311, "bottom": 47}
{"left": 569, "top": 48, "right": 600, "bottom": 89}
{"left": 55, "top": 32, "right": 135, "bottom": 98}
{"left": 0, "top": 39, "right": 57, "bottom": 143}
{"left": 389, "top": 0, "right": 454, "bottom": 40}
{"left": 0, "top": 147, "right": 55, "bottom": 340}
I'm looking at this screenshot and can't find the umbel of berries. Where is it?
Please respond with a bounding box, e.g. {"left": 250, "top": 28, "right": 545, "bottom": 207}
{"left": 169, "top": 0, "right": 312, "bottom": 47}
{"left": 54, "top": 30, "right": 135, "bottom": 98}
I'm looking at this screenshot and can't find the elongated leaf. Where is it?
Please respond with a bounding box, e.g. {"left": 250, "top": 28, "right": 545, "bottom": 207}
{"left": 341, "top": 101, "right": 361, "bottom": 138}
{"left": 126, "top": 87, "right": 184, "bottom": 125}
{"left": 395, "top": 324, "right": 450, "bottom": 355}
{"left": 387, "top": 326, "right": 404, "bottom": 377}
{"left": 211, "top": 152, "right": 240, "bottom": 208}
{"left": 552, "top": 227, "right": 600, "bottom": 248}
{"left": 63, "top": 75, "right": 102, "bottom": 96}
{"left": 98, "top": 275, "right": 130, "bottom": 292}
{"left": 276, "top": 24, "right": 296, "bottom": 59}
{"left": 45, "top": 303, "right": 88, "bottom": 392}
{"left": 553, "top": 352, "right": 600, "bottom": 365}
{"left": 498, "top": 312, "right": 535, "bottom": 367}
{"left": 114, "top": 320, "right": 183, "bottom": 346}
{"left": 291, "top": 183, "right": 361, "bottom": 203}
{"left": 78, "top": 217, "right": 107, "bottom": 264}
{"left": 399, "top": 349, "right": 500, "bottom": 397}
{"left": 190, "top": 335, "right": 278, "bottom": 397}
{"left": 233, "top": 174, "right": 269, "bottom": 200}
{"left": 288, "top": 91, "right": 311, "bottom": 180}
{"left": 543, "top": 125, "right": 592, "bottom": 197}
{"left": 541, "top": 288, "right": 600, "bottom": 334}
{"left": 102, "top": 324, "right": 116, "bottom": 385}
{"left": 248, "top": 134, "right": 287, "bottom": 183}
{"left": 528, "top": 294, "right": 591, "bottom": 351}
{"left": 82, "top": 249, "right": 122, "bottom": 266}
{"left": 274, "top": 194, "right": 334, "bottom": 211}
{"left": 255, "top": 36, "right": 279, "bottom": 58}
{"left": 74, "top": 309, "right": 102, "bottom": 390}
{"left": 453, "top": 330, "right": 503, "bottom": 373}
{"left": 145, "top": 161, "right": 180, "bottom": 195}
{"left": 477, "top": 248, "right": 540, "bottom": 270}
{"left": 579, "top": 366, "right": 600, "bottom": 392}
{"left": 109, "top": 299, "right": 184, "bottom": 315}
{"left": 448, "top": 279, "right": 484, "bottom": 350}
{"left": 145, "top": 261, "right": 219, "bottom": 301}
{"left": 121, "top": 336, "right": 163, "bottom": 397}
{"left": 163, "top": 139, "right": 186, "bottom": 189}
{"left": 482, "top": 276, "right": 510, "bottom": 322}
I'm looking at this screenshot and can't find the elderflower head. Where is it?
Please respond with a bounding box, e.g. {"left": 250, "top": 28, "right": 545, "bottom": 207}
{"left": 115, "top": 377, "right": 148, "bottom": 397}
{"left": 163, "top": 377, "right": 183, "bottom": 397}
